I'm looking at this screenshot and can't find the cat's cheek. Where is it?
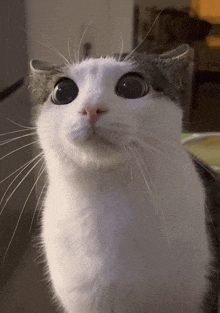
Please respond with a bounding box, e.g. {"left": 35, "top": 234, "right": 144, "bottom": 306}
{"left": 36, "top": 106, "right": 65, "bottom": 152}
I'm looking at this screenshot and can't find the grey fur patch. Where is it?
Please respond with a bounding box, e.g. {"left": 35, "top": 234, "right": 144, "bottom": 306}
{"left": 29, "top": 61, "right": 64, "bottom": 105}
{"left": 130, "top": 45, "right": 193, "bottom": 108}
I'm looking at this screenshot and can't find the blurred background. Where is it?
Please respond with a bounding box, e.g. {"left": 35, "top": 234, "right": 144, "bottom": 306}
{"left": 1, "top": 1, "right": 220, "bottom": 312}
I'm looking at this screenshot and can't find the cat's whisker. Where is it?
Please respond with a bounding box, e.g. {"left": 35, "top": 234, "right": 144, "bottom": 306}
{"left": 36, "top": 183, "right": 47, "bottom": 222}
{"left": 30, "top": 179, "right": 48, "bottom": 232}
{"left": 144, "top": 127, "right": 182, "bottom": 140}
{"left": 130, "top": 144, "right": 156, "bottom": 187}
{"left": 124, "top": 9, "right": 165, "bottom": 61}
{"left": 73, "top": 46, "right": 78, "bottom": 64}
{"left": 125, "top": 144, "right": 163, "bottom": 218}
{"left": 0, "top": 141, "right": 38, "bottom": 161}
{"left": 118, "top": 34, "right": 124, "bottom": 62}
{"left": 126, "top": 143, "right": 161, "bottom": 212}
{"left": 125, "top": 144, "right": 155, "bottom": 199}
{"left": 0, "top": 152, "right": 43, "bottom": 184}
{"left": 136, "top": 132, "right": 215, "bottom": 176}
{"left": 0, "top": 132, "right": 36, "bottom": 146}
{"left": 2, "top": 162, "right": 46, "bottom": 264}
{"left": 22, "top": 27, "right": 71, "bottom": 66}
{"left": 0, "top": 128, "right": 37, "bottom": 137}
{"left": 4, "top": 116, "right": 35, "bottom": 130}
{"left": 134, "top": 137, "right": 183, "bottom": 168}
{"left": 139, "top": 129, "right": 181, "bottom": 150}
{"left": 128, "top": 143, "right": 170, "bottom": 243}
{"left": 0, "top": 156, "right": 43, "bottom": 227}
{"left": 22, "top": 161, "right": 46, "bottom": 234}
{"left": 77, "top": 20, "right": 94, "bottom": 63}
{"left": 37, "top": 36, "right": 70, "bottom": 66}
{"left": 67, "top": 32, "right": 74, "bottom": 64}
{"left": 0, "top": 153, "right": 44, "bottom": 212}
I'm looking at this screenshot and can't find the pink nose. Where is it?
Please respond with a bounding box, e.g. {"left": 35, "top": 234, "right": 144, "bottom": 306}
{"left": 81, "top": 104, "right": 107, "bottom": 124}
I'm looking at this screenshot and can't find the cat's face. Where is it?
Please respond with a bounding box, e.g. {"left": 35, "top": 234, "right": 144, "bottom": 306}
{"left": 31, "top": 45, "right": 191, "bottom": 168}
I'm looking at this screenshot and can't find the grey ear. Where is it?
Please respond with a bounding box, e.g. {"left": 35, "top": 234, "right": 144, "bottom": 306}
{"left": 155, "top": 44, "right": 193, "bottom": 89}
{"left": 30, "top": 59, "right": 62, "bottom": 74}
{"left": 158, "top": 44, "right": 190, "bottom": 61}
{"left": 29, "top": 60, "right": 63, "bottom": 105}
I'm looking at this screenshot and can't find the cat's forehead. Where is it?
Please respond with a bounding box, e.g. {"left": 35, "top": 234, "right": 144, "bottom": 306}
{"left": 66, "top": 57, "right": 135, "bottom": 80}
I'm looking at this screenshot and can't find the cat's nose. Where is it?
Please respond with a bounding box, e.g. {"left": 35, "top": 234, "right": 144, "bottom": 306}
{"left": 81, "top": 104, "right": 107, "bottom": 124}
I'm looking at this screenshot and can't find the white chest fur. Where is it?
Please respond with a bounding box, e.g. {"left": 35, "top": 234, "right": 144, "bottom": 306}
{"left": 42, "top": 148, "right": 209, "bottom": 313}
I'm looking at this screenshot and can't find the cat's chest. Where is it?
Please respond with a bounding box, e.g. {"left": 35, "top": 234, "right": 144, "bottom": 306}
{"left": 42, "top": 174, "right": 166, "bottom": 289}
{"left": 41, "top": 155, "right": 209, "bottom": 313}
{"left": 42, "top": 154, "right": 205, "bottom": 253}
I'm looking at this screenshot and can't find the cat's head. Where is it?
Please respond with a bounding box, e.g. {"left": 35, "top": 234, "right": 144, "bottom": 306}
{"left": 30, "top": 44, "right": 192, "bottom": 168}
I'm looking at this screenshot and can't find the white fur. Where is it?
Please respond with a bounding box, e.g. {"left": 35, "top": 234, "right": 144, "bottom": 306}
{"left": 37, "top": 57, "right": 209, "bottom": 312}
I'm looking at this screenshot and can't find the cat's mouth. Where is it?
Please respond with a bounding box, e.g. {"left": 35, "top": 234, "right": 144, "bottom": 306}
{"left": 67, "top": 125, "right": 122, "bottom": 150}
{"left": 61, "top": 124, "right": 127, "bottom": 166}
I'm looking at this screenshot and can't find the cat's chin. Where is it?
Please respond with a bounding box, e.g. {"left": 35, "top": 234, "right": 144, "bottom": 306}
{"left": 60, "top": 127, "right": 128, "bottom": 167}
{"left": 63, "top": 138, "right": 127, "bottom": 168}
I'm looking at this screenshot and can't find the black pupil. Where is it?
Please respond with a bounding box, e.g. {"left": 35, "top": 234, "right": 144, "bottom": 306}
{"left": 116, "top": 74, "right": 148, "bottom": 99}
{"left": 52, "top": 79, "right": 78, "bottom": 104}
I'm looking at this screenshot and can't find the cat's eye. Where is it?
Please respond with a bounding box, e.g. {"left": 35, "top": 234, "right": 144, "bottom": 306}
{"left": 115, "top": 73, "right": 149, "bottom": 99}
{"left": 51, "top": 78, "right": 79, "bottom": 105}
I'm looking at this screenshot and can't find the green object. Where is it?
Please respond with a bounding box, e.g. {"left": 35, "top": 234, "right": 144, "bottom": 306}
{"left": 181, "top": 133, "right": 193, "bottom": 139}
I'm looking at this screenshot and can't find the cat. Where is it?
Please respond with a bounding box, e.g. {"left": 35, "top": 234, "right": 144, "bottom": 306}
{"left": 2, "top": 44, "right": 220, "bottom": 313}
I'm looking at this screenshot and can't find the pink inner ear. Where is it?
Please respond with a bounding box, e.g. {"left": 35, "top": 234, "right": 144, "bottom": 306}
{"left": 30, "top": 59, "right": 61, "bottom": 73}
{"left": 159, "top": 44, "right": 190, "bottom": 61}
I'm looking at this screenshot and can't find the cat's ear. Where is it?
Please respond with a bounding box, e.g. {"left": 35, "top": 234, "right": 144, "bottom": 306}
{"left": 158, "top": 44, "right": 191, "bottom": 60}
{"left": 154, "top": 44, "right": 193, "bottom": 89}
{"left": 30, "top": 59, "right": 62, "bottom": 74}
{"left": 29, "top": 60, "right": 63, "bottom": 105}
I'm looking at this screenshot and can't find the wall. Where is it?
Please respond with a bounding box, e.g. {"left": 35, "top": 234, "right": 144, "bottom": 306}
{"left": 0, "top": 0, "right": 34, "bottom": 218}
{"left": 135, "top": 0, "right": 190, "bottom": 9}
{"left": 25, "top": 0, "right": 133, "bottom": 64}
{"left": 0, "top": 0, "right": 28, "bottom": 89}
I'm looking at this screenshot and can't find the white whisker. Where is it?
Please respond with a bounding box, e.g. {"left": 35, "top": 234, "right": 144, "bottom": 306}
{"left": 118, "top": 34, "right": 124, "bottom": 62}
{"left": 77, "top": 20, "right": 93, "bottom": 63}
{"left": 0, "top": 132, "right": 36, "bottom": 146}
{"left": 126, "top": 142, "right": 161, "bottom": 214}
{"left": 0, "top": 155, "right": 44, "bottom": 216}
{"left": 138, "top": 129, "right": 181, "bottom": 150}
{"left": 74, "top": 46, "right": 78, "bottom": 64}
{"left": 29, "top": 163, "right": 47, "bottom": 233}
{"left": 37, "top": 36, "right": 70, "bottom": 66}
{"left": 31, "top": 179, "right": 48, "bottom": 230}
{"left": 36, "top": 179, "right": 48, "bottom": 222}
{"left": 134, "top": 137, "right": 182, "bottom": 167}
{"left": 124, "top": 9, "right": 165, "bottom": 61}
{"left": 22, "top": 27, "right": 70, "bottom": 66}
{"left": 0, "top": 128, "right": 36, "bottom": 137}
{"left": 125, "top": 144, "right": 154, "bottom": 197}
{"left": 128, "top": 142, "right": 170, "bottom": 244}
{"left": 0, "top": 152, "right": 43, "bottom": 184}
{"left": 4, "top": 117, "right": 35, "bottom": 130}
{"left": 2, "top": 162, "right": 46, "bottom": 263}
{"left": 67, "top": 30, "right": 74, "bottom": 64}
{"left": 0, "top": 141, "right": 38, "bottom": 161}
